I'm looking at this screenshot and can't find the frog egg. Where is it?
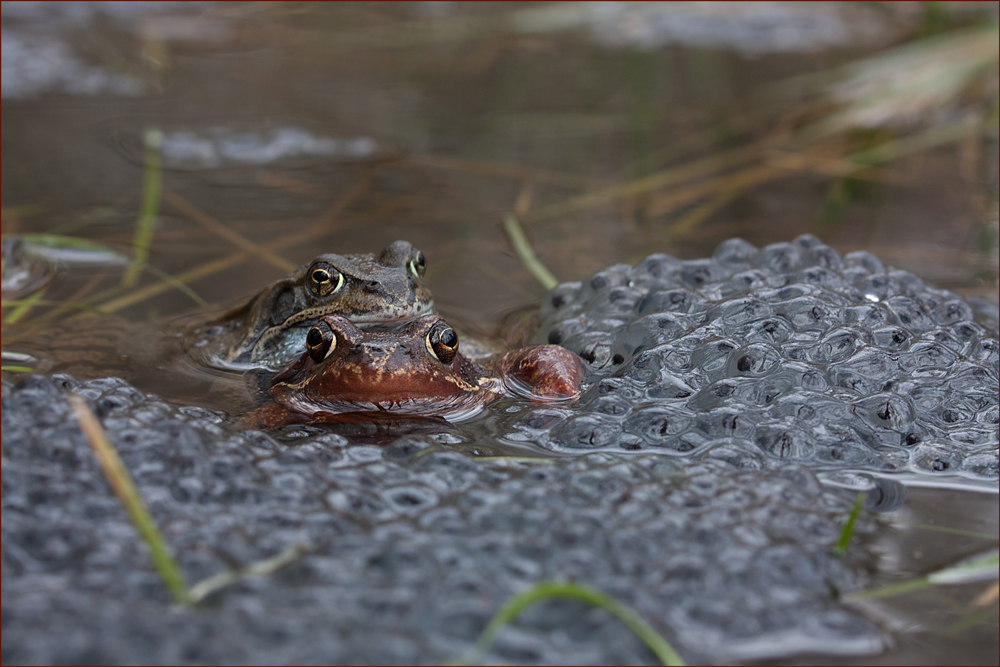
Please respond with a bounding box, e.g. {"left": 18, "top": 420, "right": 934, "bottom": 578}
{"left": 712, "top": 237, "right": 759, "bottom": 268}
{"left": 630, "top": 252, "right": 683, "bottom": 291}
{"left": 753, "top": 242, "right": 802, "bottom": 275}
{"left": 540, "top": 281, "right": 582, "bottom": 320}
{"left": 679, "top": 258, "right": 729, "bottom": 288}
{"left": 637, "top": 287, "right": 702, "bottom": 316}
{"left": 802, "top": 243, "right": 843, "bottom": 271}
{"left": 549, "top": 414, "right": 622, "bottom": 450}
{"left": 755, "top": 421, "right": 814, "bottom": 460}
{"left": 912, "top": 442, "right": 964, "bottom": 473}
{"left": 725, "top": 342, "right": 782, "bottom": 378}
{"left": 844, "top": 250, "right": 887, "bottom": 276}
{"left": 577, "top": 264, "right": 633, "bottom": 302}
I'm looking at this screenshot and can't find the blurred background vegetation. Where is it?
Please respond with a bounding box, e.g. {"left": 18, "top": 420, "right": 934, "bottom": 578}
{"left": 2, "top": 1, "right": 997, "bottom": 347}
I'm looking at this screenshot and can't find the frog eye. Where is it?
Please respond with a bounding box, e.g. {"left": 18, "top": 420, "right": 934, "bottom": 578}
{"left": 307, "top": 262, "right": 344, "bottom": 297}
{"left": 426, "top": 321, "right": 459, "bottom": 364}
{"left": 408, "top": 251, "right": 426, "bottom": 279}
{"left": 306, "top": 322, "right": 336, "bottom": 362}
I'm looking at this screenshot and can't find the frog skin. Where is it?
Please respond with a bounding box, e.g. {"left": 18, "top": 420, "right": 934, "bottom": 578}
{"left": 241, "top": 314, "right": 583, "bottom": 429}
{"left": 185, "top": 240, "right": 434, "bottom": 371}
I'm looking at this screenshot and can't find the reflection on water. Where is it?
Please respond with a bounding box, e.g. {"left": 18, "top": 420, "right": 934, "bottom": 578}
{"left": 2, "top": 2, "right": 997, "bottom": 664}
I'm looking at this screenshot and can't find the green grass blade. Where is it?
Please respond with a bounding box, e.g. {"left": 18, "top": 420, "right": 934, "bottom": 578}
{"left": 834, "top": 492, "right": 865, "bottom": 557}
{"left": 503, "top": 214, "right": 559, "bottom": 290}
{"left": 68, "top": 393, "right": 190, "bottom": 605}
{"left": 2, "top": 298, "right": 108, "bottom": 315}
{"left": 122, "top": 128, "right": 163, "bottom": 289}
{"left": 458, "top": 580, "right": 685, "bottom": 666}
{"left": 3, "top": 288, "right": 46, "bottom": 324}
{"left": 188, "top": 544, "right": 308, "bottom": 604}
{"left": 1, "top": 350, "right": 38, "bottom": 364}
{"left": 927, "top": 550, "right": 999, "bottom": 585}
{"left": 13, "top": 233, "right": 129, "bottom": 265}
{"left": 850, "top": 550, "right": 998, "bottom": 601}
{"left": 850, "top": 576, "right": 932, "bottom": 601}
{"left": 143, "top": 263, "right": 207, "bottom": 308}
{"left": 892, "top": 522, "right": 999, "bottom": 540}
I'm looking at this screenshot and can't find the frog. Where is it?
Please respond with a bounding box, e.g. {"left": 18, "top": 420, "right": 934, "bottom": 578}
{"left": 179, "top": 240, "right": 434, "bottom": 372}
{"left": 241, "top": 314, "right": 583, "bottom": 429}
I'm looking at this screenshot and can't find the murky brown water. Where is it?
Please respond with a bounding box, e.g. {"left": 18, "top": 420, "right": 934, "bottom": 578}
{"left": 2, "top": 3, "right": 997, "bottom": 664}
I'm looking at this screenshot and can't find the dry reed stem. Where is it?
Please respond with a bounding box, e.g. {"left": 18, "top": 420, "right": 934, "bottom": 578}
{"left": 163, "top": 188, "right": 297, "bottom": 272}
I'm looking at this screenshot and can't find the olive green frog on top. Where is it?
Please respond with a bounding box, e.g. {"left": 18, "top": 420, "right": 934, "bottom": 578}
{"left": 179, "top": 240, "right": 434, "bottom": 371}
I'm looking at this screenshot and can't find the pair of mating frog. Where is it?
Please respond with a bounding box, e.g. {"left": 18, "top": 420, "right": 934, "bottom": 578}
{"left": 206, "top": 241, "right": 582, "bottom": 429}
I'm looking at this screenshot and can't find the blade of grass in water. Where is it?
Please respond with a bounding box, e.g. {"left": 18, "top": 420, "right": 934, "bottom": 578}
{"left": 456, "top": 581, "right": 685, "bottom": 666}
{"left": 2, "top": 298, "right": 110, "bottom": 315}
{"left": 927, "top": 550, "right": 999, "bottom": 586}
{"left": 503, "top": 214, "right": 558, "bottom": 290}
{"left": 122, "top": 128, "right": 163, "bottom": 289}
{"left": 188, "top": 544, "right": 307, "bottom": 604}
{"left": 143, "top": 263, "right": 207, "bottom": 308}
{"left": 162, "top": 188, "right": 296, "bottom": 273}
{"left": 11, "top": 233, "right": 129, "bottom": 265}
{"left": 1, "top": 350, "right": 37, "bottom": 364}
{"left": 3, "top": 288, "right": 46, "bottom": 324}
{"left": 68, "top": 393, "right": 190, "bottom": 605}
{"left": 892, "top": 522, "right": 999, "bottom": 540}
{"left": 850, "top": 550, "right": 999, "bottom": 601}
{"left": 834, "top": 492, "right": 865, "bottom": 557}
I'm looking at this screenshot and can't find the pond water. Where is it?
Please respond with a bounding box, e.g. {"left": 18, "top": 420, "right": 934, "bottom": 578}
{"left": 2, "top": 3, "right": 997, "bottom": 665}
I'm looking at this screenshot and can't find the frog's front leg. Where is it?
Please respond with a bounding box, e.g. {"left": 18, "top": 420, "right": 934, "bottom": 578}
{"left": 238, "top": 403, "right": 306, "bottom": 430}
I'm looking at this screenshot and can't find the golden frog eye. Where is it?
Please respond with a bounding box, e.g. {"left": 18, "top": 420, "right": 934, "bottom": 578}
{"left": 408, "top": 250, "right": 426, "bottom": 279}
{"left": 307, "top": 262, "right": 344, "bottom": 297}
{"left": 426, "top": 321, "right": 459, "bottom": 364}
{"left": 306, "top": 321, "right": 336, "bottom": 362}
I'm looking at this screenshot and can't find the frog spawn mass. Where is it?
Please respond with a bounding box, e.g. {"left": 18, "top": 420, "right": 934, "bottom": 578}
{"left": 1, "top": 374, "right": 883, "bottom": 665}
{"left": 518, "top": 235, "right": 998, "bottom": 479}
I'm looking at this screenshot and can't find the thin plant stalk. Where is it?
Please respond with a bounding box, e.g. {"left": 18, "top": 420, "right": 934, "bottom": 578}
{"left": 188, "top": 544, "right": 308, "bottom": 604}
{"left": 68, "top": 393, "right": 190, "bottom": 605}
{"left": 3, "top": 288, "right": 46, "bottom": 324}
{"left": 162, "top": 188, "right": 296, "bottom": 272}
{"left": 503, "top": 214, "right": 558, "bottom": 290}
{"left": 835, "top": 492, "right": 865, "bottom": 557}
{"left": 459, "top": 581, "right": 685, "bottom": 666}
{"left": 122, "top": 128, "right": 164, "bottom": 289}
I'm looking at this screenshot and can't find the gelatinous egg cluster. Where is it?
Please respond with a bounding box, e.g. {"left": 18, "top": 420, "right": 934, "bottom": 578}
{"left": 520, "top": 235, "right": 998, "bottom": 478}
{"left": 2, "top": 374, "right": 882, "bottom": 664}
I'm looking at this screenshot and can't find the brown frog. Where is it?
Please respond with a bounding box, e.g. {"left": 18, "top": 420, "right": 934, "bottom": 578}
{"left": 241, "top": 314, "right": 583, "bottom": 429}
{"left": 181, "top": 240, "right": 434, "bottom": 371}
